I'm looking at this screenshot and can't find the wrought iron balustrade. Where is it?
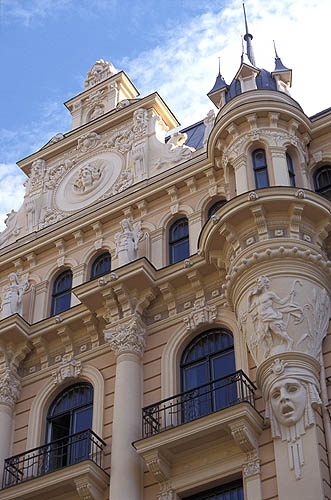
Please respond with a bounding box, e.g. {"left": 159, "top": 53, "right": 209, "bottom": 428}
{"left": 2, "top": 428, "right": 105, "bottom": 489}
{"left": 142, "top": 370, "right": 257, "bottom": 438}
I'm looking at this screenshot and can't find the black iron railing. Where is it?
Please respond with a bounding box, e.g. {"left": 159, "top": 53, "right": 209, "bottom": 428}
{"left": 142, "top": 370, "right": 257, "bottom": 438}
{"left": 2, "top": 429, "right": 105, "bottom": 489}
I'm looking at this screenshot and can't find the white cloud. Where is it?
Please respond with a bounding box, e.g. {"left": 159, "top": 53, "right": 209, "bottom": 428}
{"left": 0, "top": 165, "right": 26, "bottom": 231}
{"left": 123, "top": 0, "right": 331, "bottom": 125}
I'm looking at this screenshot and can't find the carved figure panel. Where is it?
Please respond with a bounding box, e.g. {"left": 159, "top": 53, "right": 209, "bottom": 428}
{"left": 114, "top": 218, "right": 143, "bottom": 266}
{"left": 1, "top": 272, "right": 30, "bottom": 318}
{"left": 238, "top": 275, "right": 330, "bottom": 366}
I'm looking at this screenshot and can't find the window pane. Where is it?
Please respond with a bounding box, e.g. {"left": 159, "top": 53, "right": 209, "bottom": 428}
{"left": 171, "top": 239, "right": 190, "bottom": 263}
{"left": 255, "top": 169, "right": 269, "bottom": 188}
{"left": 91, "top": 252, "right": 111, "bottom": 279}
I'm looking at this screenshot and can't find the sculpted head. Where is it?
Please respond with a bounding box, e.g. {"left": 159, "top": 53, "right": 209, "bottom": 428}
{"left": 256, "top": 275, "right": 270, "bottom": 291}
{"left": 270, "top": 378, "right": 306, "bottom": 426}
{"left": 8, "top": 273, "right": 19, "bottom": 285}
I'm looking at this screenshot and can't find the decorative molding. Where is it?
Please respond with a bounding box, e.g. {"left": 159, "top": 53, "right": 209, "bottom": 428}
{"left": 104, "top": 315, "right": 146, "bottom": 356}
{"left": 77, "top": 132, "right": 101, "bottom": 153}
{"left": 52, "top": 353, "right": 82, "bottom": 385}
{"left": 145, "top": 451, "right": 171, "bottom": 483}
{"left": 0, "top": 369, "right": 20, "bottom": 408}
{"left": 183, "top": 298, "right": 217, "bottom": 332}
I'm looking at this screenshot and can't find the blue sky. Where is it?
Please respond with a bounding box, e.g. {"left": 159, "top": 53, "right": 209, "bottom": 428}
{"left": 1, "top": 0, "right": 330, "bottom": 229}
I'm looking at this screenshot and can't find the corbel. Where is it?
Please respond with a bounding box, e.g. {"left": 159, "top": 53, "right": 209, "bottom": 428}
{"left": 56, "top": 325, "right": 73, "bottom": 354}
{"left": 32, "top": 337, "right": 49, "bottom": 369}
{"left": 167, "top": 186, "right": 179, "bottom": 214}
{"left": 288, "top": 202, "right": 304, "bottom": 238}
{"left": 135, "top": 287, "right": 158, "bottom": 316}
{"left": 74, "top": 474, "right": 104, "bottom": 500}
{"left": 185, "top": 176, "right": 197, "bottom": 193}
{"left": 10, "top": 342, "right": 32, "bottom": 373}
{"left": 55, "top": 238, "right": 66, "bottom": 267}
{"left": 250, "top": 204, "right": 268, "bottom": 241}
{"left": 137, "top": 200, "right": 148, "bottom": 217}
{"left": 100, "top": 287, "right": 121, "bottom": 324}
{"left": 226, "top": 123, "right": 239, "bottom": 140}
{"left": 246, "top": 113, "right": 258, "bottom": 130}
{"left": 219, "top": 223, "right": 242, "bottom": 256}
{"left": 268, "top": 112, "right": 280, "bottom": 128}
{"left": 73, "top": 230, "right": 84, "bottom": 246}
{"left": 83, "top": 314, "right": 100, "bottom": 349}
{"left": 123, "top": 206, "right": 134, "bottom": 219}
{"left": 186, "top": 269, "right": 205, "bottom": 299}
{"left": 91, "top": 221, "right": 103, "bottom": 249}
{"left": 112, "top": 282, "right": 134, "bottom": 317}
{"left": 228, "top": 418, "right": 258, "bottom": 453}
{"left": 144, "top": 450, "right": 171, "bottom": 483}
{"left": 13, "top": 258, "right": 24, "bottom": 274}
{"left": 159, "top": 282, "right": 177, "bottom": 317}
{"left": 288, "top": 118, "right": 299, "bottom": 136}
{"left": 26, "top": 252, "right": 37, "bottom": 268}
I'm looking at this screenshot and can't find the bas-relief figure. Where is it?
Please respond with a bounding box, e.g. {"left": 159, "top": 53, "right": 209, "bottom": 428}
{"left": 263, "top": 358, "right": 321, "bottom": 479}
{"left": 114, "top": 218, "right": 143, "bottom": 266}
{"left": 247, "top": 275, "right": 303, "bottom": 358}
{"left": 1, "top": 273, "right": 29, "bottom": 318}
{"left": 72, "top": 164, "right": 102, "bottom": 194}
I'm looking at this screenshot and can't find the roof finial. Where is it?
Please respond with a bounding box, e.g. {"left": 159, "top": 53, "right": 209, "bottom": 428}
{"left": 242, "top": 2, "right": 256, "bottom": 67}
{"left": 241, "top": 36, "right": 244, "bottom": 63}
{"left": 273, "top": 40, "right": 279, "bottom": 59}
{"left": 218, "top": 56, "right": 221, "bottom": 75}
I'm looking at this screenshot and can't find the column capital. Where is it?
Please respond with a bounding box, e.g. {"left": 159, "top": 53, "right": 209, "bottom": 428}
{"left": 104, "top": 315, "right": 146, "bottom": 357}
{"left": 0, "top": 369, "right": 20, "bottom": 409}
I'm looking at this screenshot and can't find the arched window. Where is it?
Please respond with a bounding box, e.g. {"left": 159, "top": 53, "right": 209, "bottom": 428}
{"left": 46, "top": 383, "right": 93, "bottom": 470}
{"left": 207, "top": 199, "right": 226, "bottom": 219}
{"left": 180, "top": 329, "right": 236, "bottom": 421}
{"left": 252, "top": 148, "right": 269, "bottom": 188}
{"left": 90, "top": 252, "right": 111, "bottom": 280}
{"left": 169, "top": 218, "right": 189, "bottom": 264}
{"left": 286, "top": 153, "right": 296, "bottom": 187}
{"left": 314, "top": 165, "right": 331, "bottom": 200}
{"left": 51, "top": 270, "right": 72, "bottom": 316}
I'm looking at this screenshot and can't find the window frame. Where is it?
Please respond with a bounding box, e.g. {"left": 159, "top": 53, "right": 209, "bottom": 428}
{"left": 90, "top": 251, "right": 111, "bottom": 280}
{"left": 169, "top": 217, "right": 190, "bottom": 265}
{"left": 314, "top": 165, "right": 331, "bottom": 200}
{"left": 252, "top": 148, "right": 269, "bottom": 189}
{"left": 51, "top": 269, "right": 73, "bottom": 316}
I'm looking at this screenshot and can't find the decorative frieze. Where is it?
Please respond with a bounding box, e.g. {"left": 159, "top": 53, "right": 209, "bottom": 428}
{"left": 104, "top": 316, "right": 146, "bottom": 356}
{"left": 52, "top": 353, "right": 82, "bottom": 385}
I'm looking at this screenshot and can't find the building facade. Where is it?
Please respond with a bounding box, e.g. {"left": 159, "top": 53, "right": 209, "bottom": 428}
{"left": 0, "top": 19, "right": 330, "bottom": 500}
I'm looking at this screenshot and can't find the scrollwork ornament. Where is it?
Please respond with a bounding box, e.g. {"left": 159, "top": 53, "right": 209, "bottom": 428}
{"left": 0, "top": 369, "right": 21, "bottom": 408}
{"left": 104, "top": 316, "right": 146, "bottom": 356}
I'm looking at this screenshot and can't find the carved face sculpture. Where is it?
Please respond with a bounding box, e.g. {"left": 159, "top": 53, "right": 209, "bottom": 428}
{"left": 270, "top": 378, "right": 306, "bottom": 426}
{"left": 256, "top": 275, "right": 270, "bottom": 291}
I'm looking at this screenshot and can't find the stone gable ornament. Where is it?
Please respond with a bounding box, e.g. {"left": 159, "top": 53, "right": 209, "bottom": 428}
{"left": 77, "top": 132, "right": 101, "bottom": 152}
{"left": 184, "top": 298, "right": 217, "bottom": 332}
{"left": 85, "top": 59, "right": 117, "bottom": 89}
{"left": 52, "top": 353, "right": 82, "bottom": 385}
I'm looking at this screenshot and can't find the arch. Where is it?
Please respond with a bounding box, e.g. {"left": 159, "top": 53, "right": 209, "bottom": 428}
{"left": 161, "top": 310, "right": 248, "bottom": 400}
{"left": 314, "top": 165, "right": 331, "bottom": 200}
{"left": 206, "top": 199, "right": 227, "bottom": 220}
{"left": 157, "top": 204, "right": 193, "bottom": 230}
{"left": 81, "top": 243, "right": 113, "bottom": 271}
{"left": 26, "top": 364, "right": 104, "bottom": 450}
{"left": 44, "top": 258, "right": 78, "bottom": 282}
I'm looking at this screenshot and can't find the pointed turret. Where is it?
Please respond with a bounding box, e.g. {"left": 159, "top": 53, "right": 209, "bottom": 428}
{"left": 271, "top": 41, "right": 292, "bottom": 94}
{"left": 243, "top": 3, "right": 256, "bottom": 67}
{"left": 207, "top": 58, "right": 228, "bottom": 109}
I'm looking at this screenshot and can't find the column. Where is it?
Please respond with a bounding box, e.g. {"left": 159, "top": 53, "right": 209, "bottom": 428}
{"left": 269, "top": 146, "right": 289, "bottom": 185}
{"left": 233, "top": 154, "right": 249, "bottom": 195}
{"left": 104, "top": 315, "right": 145, "bottom": 500}
{"left": 235, "top": 271, "right": 330, "bottom": 500}
{"left": 0, "top": 369, "right": 20, "bottom": 476}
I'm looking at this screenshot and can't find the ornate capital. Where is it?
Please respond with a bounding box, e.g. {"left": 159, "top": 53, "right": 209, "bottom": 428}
{"left": 52, "top": 353, "right": 82, "bottom": 385}
{"left": 158, "top": 481, "right": 175, "bottom": 500}
{"left": 184, "top": 298, "right": 217, "bottom": 333}
{"left": 243, "top": 452, "right": 261, "bottom": 477}
{"left": 0, "top": 369, "right": 21, "bottom": 408}
{"left": 104, "top": 316, "right": 146, "bottom": 356}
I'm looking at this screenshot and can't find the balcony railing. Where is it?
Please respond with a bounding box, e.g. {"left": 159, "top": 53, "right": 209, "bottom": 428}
{"left": 142, "top": 370, "right": 257, "bottom": 438}
{"left": 2, "top": 429, "right": 105, "bottom": 489}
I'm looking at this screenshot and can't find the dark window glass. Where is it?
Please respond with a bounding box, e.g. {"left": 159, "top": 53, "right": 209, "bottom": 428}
{"left": 207, "top": 200, "right": 226, "bottom": 219}
{"left": 46, "top": 383, "right": 93, "bottom": 470}
{"left": 184, "top": 479, "right": 243, "bottom": 500}
{"left": 286, "top": 153, "right": 296, "bottom": 187}
{"left": 169, "top": 218, "right": 189, "bottom": 264}
{"left": 314, "top": 165, "right": 331, "bottom": 201}
{"left": 181, "top": 329, "right": 236, "bottom": 422}
{"left": 51, "top": 270, "right": 72, "bottom": 316}
{"left": 252, "top": 149, "right": 269, "bottom": 188}
{"left": 90, "top": 252, "right": 111, "bottom": 279}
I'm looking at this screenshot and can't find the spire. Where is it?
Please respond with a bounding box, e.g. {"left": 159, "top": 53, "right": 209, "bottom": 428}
{"left": 207, "top": 58, "right": 228, "bottom": 108}
{"left": 273, "top": 40, "right": 290, "bottom": 72}
{"left": 243, "top": 3, "right": 256, "bottom": 67}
